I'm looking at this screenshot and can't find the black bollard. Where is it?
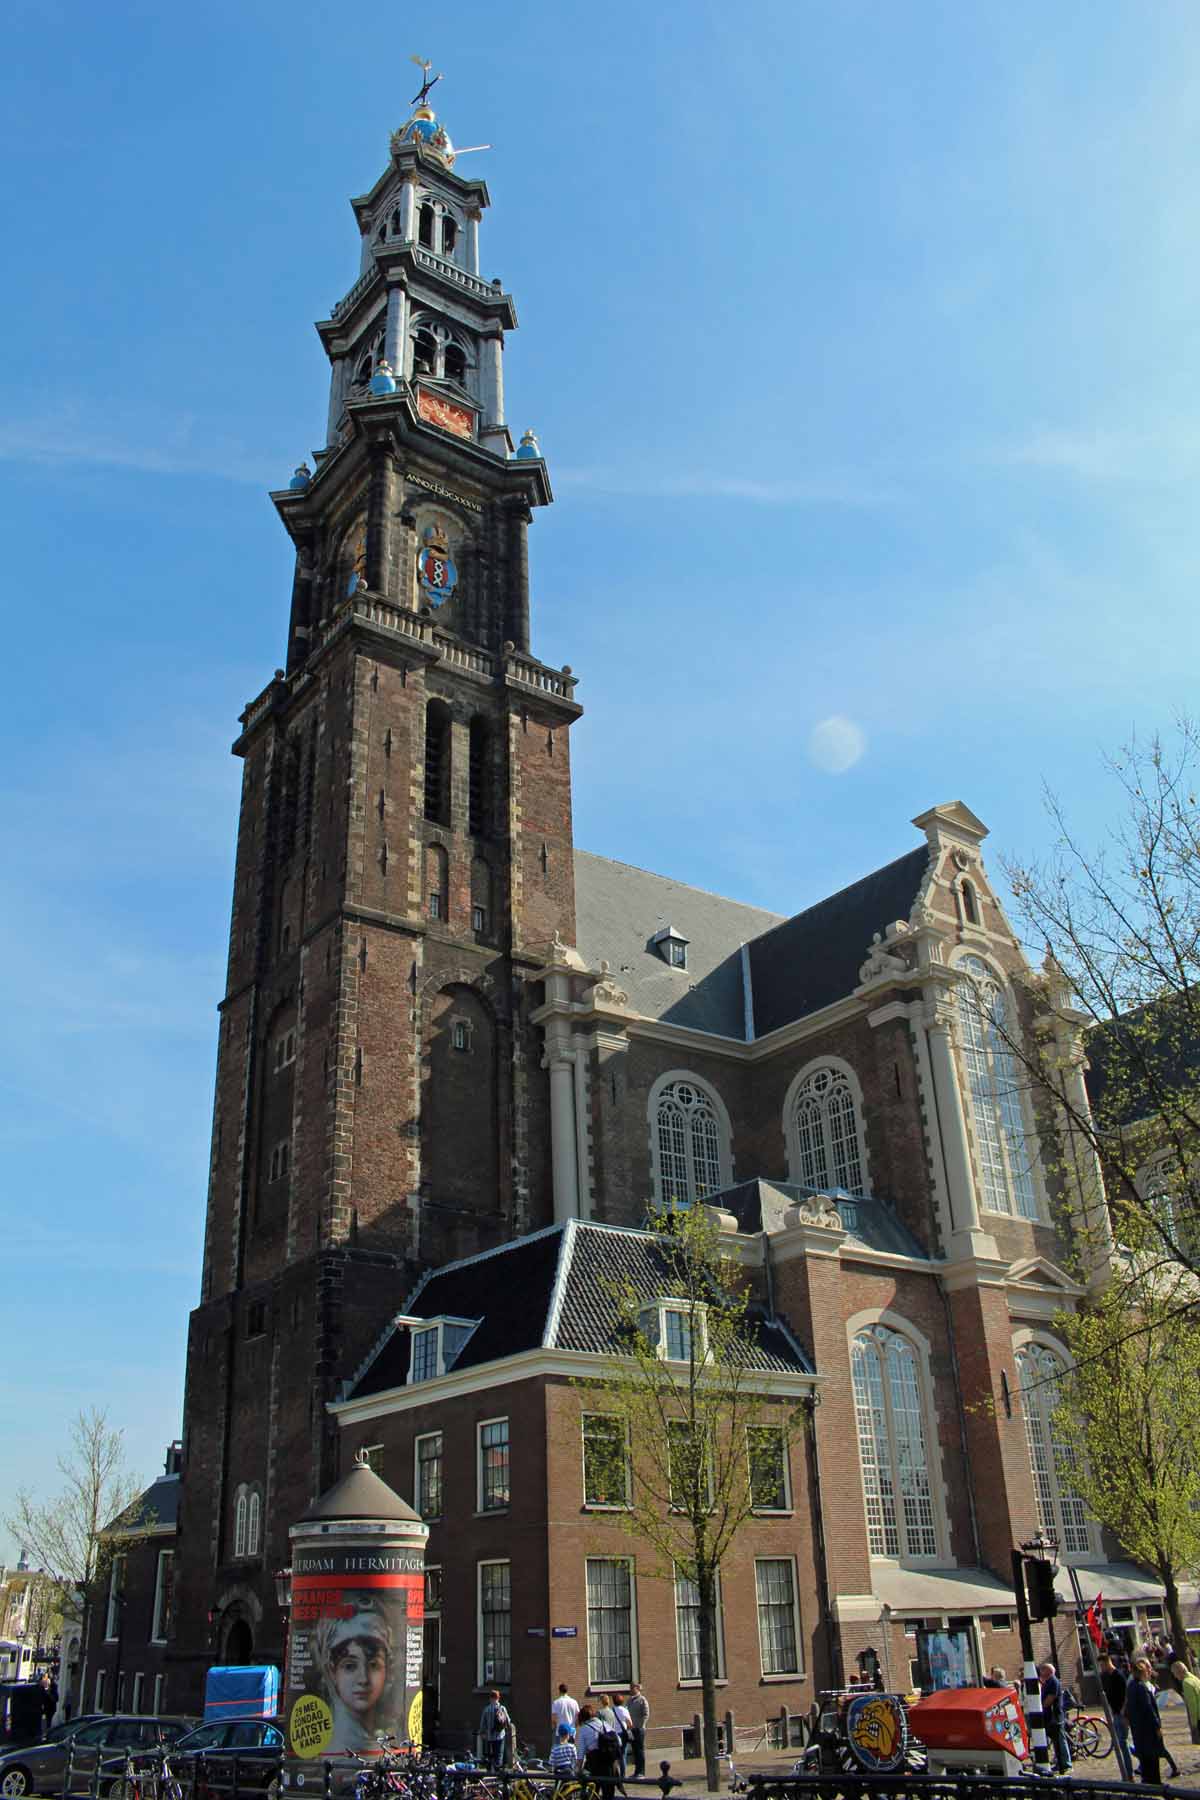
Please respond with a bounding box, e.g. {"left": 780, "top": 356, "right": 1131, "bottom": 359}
{"left": 656, "top": 1762, "right": 679, "bottom": 1798}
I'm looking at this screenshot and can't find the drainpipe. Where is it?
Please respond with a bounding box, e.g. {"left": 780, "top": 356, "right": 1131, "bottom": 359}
{"left": 936, "top": 1276, "right": 983, "bottom": 1570}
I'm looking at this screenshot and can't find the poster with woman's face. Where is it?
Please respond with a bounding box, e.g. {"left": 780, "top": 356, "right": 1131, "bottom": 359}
{"left": 287, "top": 1545, "right": 425, "bottom": 1759}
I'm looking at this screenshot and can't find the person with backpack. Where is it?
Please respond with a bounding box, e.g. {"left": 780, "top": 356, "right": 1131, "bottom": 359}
{"left": 577, "top": 1703, "right": 625, "bottom": 1794}
{"left": 1038, "top": 1663, "right": 1072, "bottom": 1775}
{"left": 479, "top": 1690, "right": 511, "bottom": 1769}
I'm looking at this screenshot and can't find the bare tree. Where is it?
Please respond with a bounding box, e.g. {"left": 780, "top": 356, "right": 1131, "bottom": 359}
{"left": 6, "top": 1409, "right": 144, "bottom": 1711}
{"left": 995, "top": 723, "right": 1200, "bottom": 1282}
{"left": 581, "top": 1204, "right": 806, "bottom": 1792}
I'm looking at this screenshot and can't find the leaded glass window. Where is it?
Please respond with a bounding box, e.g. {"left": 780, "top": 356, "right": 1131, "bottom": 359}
{"left": 478, "top": 1561, "right": 511, "bottom": 1684}
{"left": 956, "top": 956, "right": 1038, "bottom": 1219}
{"left": 1016, "top": 1343, "right": 1090, "bottom": 1555}
{"left": 792, "top": 1066, "right": 865, "bottom": 1195}
{"left": 754, "top": 1558, "right": 801, "bottom": 1675}
{"left": 851, "top": 1325, "right": 939, "bottom": 1559}
{"left": 586, "top": 1557, "right": 635, "bottom": 1685}
{"left": 675, "top": 1567, "right": 725, "bottom": 1681}
{"left": 654, "top": 1080, "right": 726, "bottom": 1204}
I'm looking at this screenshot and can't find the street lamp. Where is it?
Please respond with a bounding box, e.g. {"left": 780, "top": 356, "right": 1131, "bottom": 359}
{"left": 274, "top": 1568, "right": 293, "bottom": 1708}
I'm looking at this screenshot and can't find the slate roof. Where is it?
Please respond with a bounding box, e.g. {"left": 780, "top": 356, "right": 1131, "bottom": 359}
{"left": 712, "top": 1178, "right": 928, "bottom": 1260}
{"left": 572, "top": 844, "right": 931, "bottom": 1041}
{"left": 346, "top": 1220, "right": 814, "bottom": 1400}
{"left": 103, "top": 1472, "right": 180, "bottom": 1537}
{"left": 573, "top": 851, "right": 783, "bottom": 1038}
{"left": 1084, "top": 997, "right": 1200, "bottom": 1130}
{"left": 747, "top": 846, "right": 930, "bottom": 1037}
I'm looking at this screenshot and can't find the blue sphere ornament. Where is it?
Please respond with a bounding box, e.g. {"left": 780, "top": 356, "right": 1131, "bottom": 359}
{"left": 370, "top": 360, "right": 397, "bottom": 396}
{"left": 288, "top": 463, "right": 311, "bottom": 490}
{"left": 515, "top": 428, "right": 541, "bottom": 461}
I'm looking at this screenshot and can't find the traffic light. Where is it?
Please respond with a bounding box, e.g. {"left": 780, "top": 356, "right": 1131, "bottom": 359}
{"left": 1025, "top": 1557, "right": 1059, "bottom": 1623}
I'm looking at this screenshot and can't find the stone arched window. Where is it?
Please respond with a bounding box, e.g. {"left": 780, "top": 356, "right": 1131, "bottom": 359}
{"left": 650, "top": 1076, "right": 730, "bottom": 1206}
{"left": 787, "top": 1062, "right": 866, "bottom": 1195}
{"left": 850, "top": 1323, "right": 939, "bottom": 1561}
{"left": 1015, "top": 1340, "right": 1090, "bottom": 1555}
{"left": 246, "top": 1490, "right": 262, "bottom": 1557}
{"left": 955, "top": 954, "right": 1039, "bottom": 1219}
{"left": 233, "top": 1487, "right": 248, "bottom": 1559}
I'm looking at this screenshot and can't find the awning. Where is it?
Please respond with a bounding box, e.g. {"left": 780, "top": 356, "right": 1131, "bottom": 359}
{"left": 868, "top": 1567, "right": 1017, "bottom": 1614}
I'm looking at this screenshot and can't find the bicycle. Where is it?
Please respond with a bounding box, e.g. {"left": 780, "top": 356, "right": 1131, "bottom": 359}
{"left": 1065, "top": 1706, "right": 1113, "bottom": 1760}
{"left": 109, "top": 1747, "right": 184, "bottom": 1800}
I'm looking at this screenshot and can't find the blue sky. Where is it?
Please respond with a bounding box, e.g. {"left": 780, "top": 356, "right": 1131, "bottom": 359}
{"left": 4, "top": 0, "right": 1200, "bottom": 1559}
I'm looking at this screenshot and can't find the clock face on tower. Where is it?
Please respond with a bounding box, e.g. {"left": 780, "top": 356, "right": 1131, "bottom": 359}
{"left": 415, "top": 385, "right": 474, "bottom": 441}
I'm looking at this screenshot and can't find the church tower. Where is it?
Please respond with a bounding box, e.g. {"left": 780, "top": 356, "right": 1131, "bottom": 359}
{"left": 172, "top": 82, "right": 581, "bottom": 1697}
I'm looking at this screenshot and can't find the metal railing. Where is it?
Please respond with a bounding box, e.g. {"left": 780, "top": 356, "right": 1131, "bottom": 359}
{"left": 743, "top": 1779, "right": 1200, "bottom": 1800}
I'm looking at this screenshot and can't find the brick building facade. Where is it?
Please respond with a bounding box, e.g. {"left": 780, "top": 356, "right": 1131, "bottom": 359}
{"left": 95, "top": 85, "right": 1197, "bottom": 1737}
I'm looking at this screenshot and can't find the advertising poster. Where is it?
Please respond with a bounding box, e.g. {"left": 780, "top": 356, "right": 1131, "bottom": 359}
{"left": 916, "top": 1628, "right": 977, "bottom": 1692}
{"left": 287, "top": 1545, "right": 425, "bottom": 1759}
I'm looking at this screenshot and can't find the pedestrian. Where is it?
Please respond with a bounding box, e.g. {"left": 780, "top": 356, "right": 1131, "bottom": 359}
{"left": 1171, "top": 1661, "right": 1200, "bottom": 1746}
{"left": 578, "top": 1702, "right": 625, "bottom": 1794}
{"left": 551, "top": 1681, "right": 580, "bottom": 1741}
{"left": 479, "top": 1689, "right": 511, "bottom": 1770}
{"left": 596, "top": 1693, "right": 619, "bottom": 1732}
{"left": 37, "top": 1675, "right": 53, "bottom": 1735}
{"left": 982, "top": 1667, "right": 1009, "bottom": 1689}
{"left": 549, "top": 1723, "right": 579, "bottom": 1781}
{"left": 1038, "top": 1662, "right": 1072, "bottom": 1775}
{"left": 613, "top": 1693, "right": 633, "bottom": 1776}
{"left": 1098, "top": 1653, "right": 1133, "bottom": 1780}
{"left": 626, "top": 1683, "right": 650, "bottom": 1777}
{"left": 1126, "top": 1658, "right": 1167, "bottom": 1786}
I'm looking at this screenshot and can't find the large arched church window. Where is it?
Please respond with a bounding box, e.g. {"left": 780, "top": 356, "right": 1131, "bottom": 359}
{"left": 850, "top": 1324, "right": 939, "bottom": 1560}
{"left": 955, "top": 955, "right": 1039, "bottom": 1219}
{"left": 1015, "top": 1341, "right": 1090, "bottom": 1554}
{"left": 651, "top": 1078, "right": 728, "bottom": 1205}
{"left": 789, "top": 1063, "right": 866, "bottom": 1195}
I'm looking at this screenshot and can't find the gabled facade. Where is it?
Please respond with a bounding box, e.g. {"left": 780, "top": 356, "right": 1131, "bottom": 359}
{"left": 163, "top": 83, "right": 1199, "bottom": 1729}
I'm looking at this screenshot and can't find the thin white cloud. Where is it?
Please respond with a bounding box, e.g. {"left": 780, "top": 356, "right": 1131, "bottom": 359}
{"left": 995, "top": 424, "right": 1200, "bottom": 484}
{"left": 0, "top": 415, "right": 281, "bottom": 486}
{"left": 555, "top": 465, "right": 899, "bottom": 507}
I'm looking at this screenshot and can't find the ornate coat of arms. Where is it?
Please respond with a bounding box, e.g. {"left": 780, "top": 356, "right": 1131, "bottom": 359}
{"left": 417, "top": 520, "right": 457, "bottom": 607}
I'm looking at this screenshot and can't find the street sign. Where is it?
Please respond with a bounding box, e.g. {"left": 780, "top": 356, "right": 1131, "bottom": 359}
{"left": 527, "top": 1627, "right": 548, "bottom": 1637}
{"left": 551, "top": 1626, "right": 578, "bottom": 1638}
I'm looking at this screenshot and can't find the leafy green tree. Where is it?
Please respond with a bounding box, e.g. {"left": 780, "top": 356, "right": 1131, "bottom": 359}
{"left": 1052, "top": 1260, "right": 1200, "bottom": 1666}
{"left": 581, "top": 1203, "right": 806, "bottom": 1791}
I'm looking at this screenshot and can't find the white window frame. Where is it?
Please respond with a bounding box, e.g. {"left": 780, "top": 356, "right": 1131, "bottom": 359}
{"left": 151, "top": 1549, "right": 175, "bottom": 1643}
{"left": 94, "top": 1669, "right": 107, "bottom": 1711}
{"left": 131, "top": 1671, "right": 144, "bottom": 1715}
{"left": 747, "top": 1424, "right": 792, "bottom": 1513}
{"left": 667, "top": 1418, "right": 714, "bottom": 1512}
{"left": 477, "top": 1559, "right": 511, "bottom": 1687}
{"left": 415, "top": 1431, "right": 444, "bottom": 1520}
{"left": 951, "top": 952, "right": 1045, "bottom": 1221}
{"left": 105, "top": 1554, "right": 125, "bottom": 1640}
{"left": 1013, "top": 1330, "right": 1099, "bottom": 1561}
{"left": 273, "top": 1029, "right": 297, "bottom": 1071}
{"left": 408, "top": 1317, "right": 476, "bottom": 1385}
{"left": 246, "top": 1488, "right": 262, "bottom": 1556}
{"left": 153, "top": 1673, "right": 165, "bottom": 1716}
{"left": 234, "top": 1487, "right": 248, "bottom": 1559}
{"left": 754, "top": 1556, "right": 803, "bottom": 1678}
{"left": 477, "top": 1416, "right": 510, "bottom": 1513}
{"left": 847, "top": 1312, "right": 949, "bottom": 1566}
{"left": 646, "top": 1070, "right": 733, "bottom": 1207}
{"left": 639, "top": 1297, "right": 709, "bottom": 1364}
{"left": 585, "top": 1556, "right": 638, "bottom": 1688}
{"left": 581, "top": 1413, "right": 631, "bottom": 1509}
{"left": 783, "top": 1057, "right": 870, "bottom": 1198}
{"left": 675, "top": 1566, "right": 726, "bottom": 1684}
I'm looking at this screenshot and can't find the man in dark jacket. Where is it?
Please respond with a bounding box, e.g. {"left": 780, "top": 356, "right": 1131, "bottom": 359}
{"left": 1098, "top": 1653, "right": 1132, "bottom": 1779}
{"left": 1126, "top": 1659, "right": 1166, "bottom": 1786}
{"left": 1038, "top": 1663, "right": 1072, "bottom": 1774}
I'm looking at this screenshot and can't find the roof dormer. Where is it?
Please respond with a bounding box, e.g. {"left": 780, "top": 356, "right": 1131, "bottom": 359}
{"left": 651, "top": 923, "right": 689, "bottom": 969}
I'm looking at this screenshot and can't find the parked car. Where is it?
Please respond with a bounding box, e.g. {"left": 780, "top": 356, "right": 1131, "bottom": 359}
{"left": 103, "top": 1719, "right": 284, "bottom": 1800}
{"left": 0, "top": 1714, "right": 196, "bottom": 1798}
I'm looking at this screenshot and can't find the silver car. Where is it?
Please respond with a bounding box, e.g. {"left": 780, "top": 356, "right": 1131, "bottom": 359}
{"left": 0, "top": 1715, "right": 195, "bottom": 1798}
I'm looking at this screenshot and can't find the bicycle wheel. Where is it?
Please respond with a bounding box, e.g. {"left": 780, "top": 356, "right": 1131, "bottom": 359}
{"left": 1079, "top": 1715, "right": 1109, "bottom": 1759}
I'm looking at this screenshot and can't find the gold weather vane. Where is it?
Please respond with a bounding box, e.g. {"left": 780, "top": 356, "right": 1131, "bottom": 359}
{"left": 410, "top": 56, "right": 443, "bottom": 107}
